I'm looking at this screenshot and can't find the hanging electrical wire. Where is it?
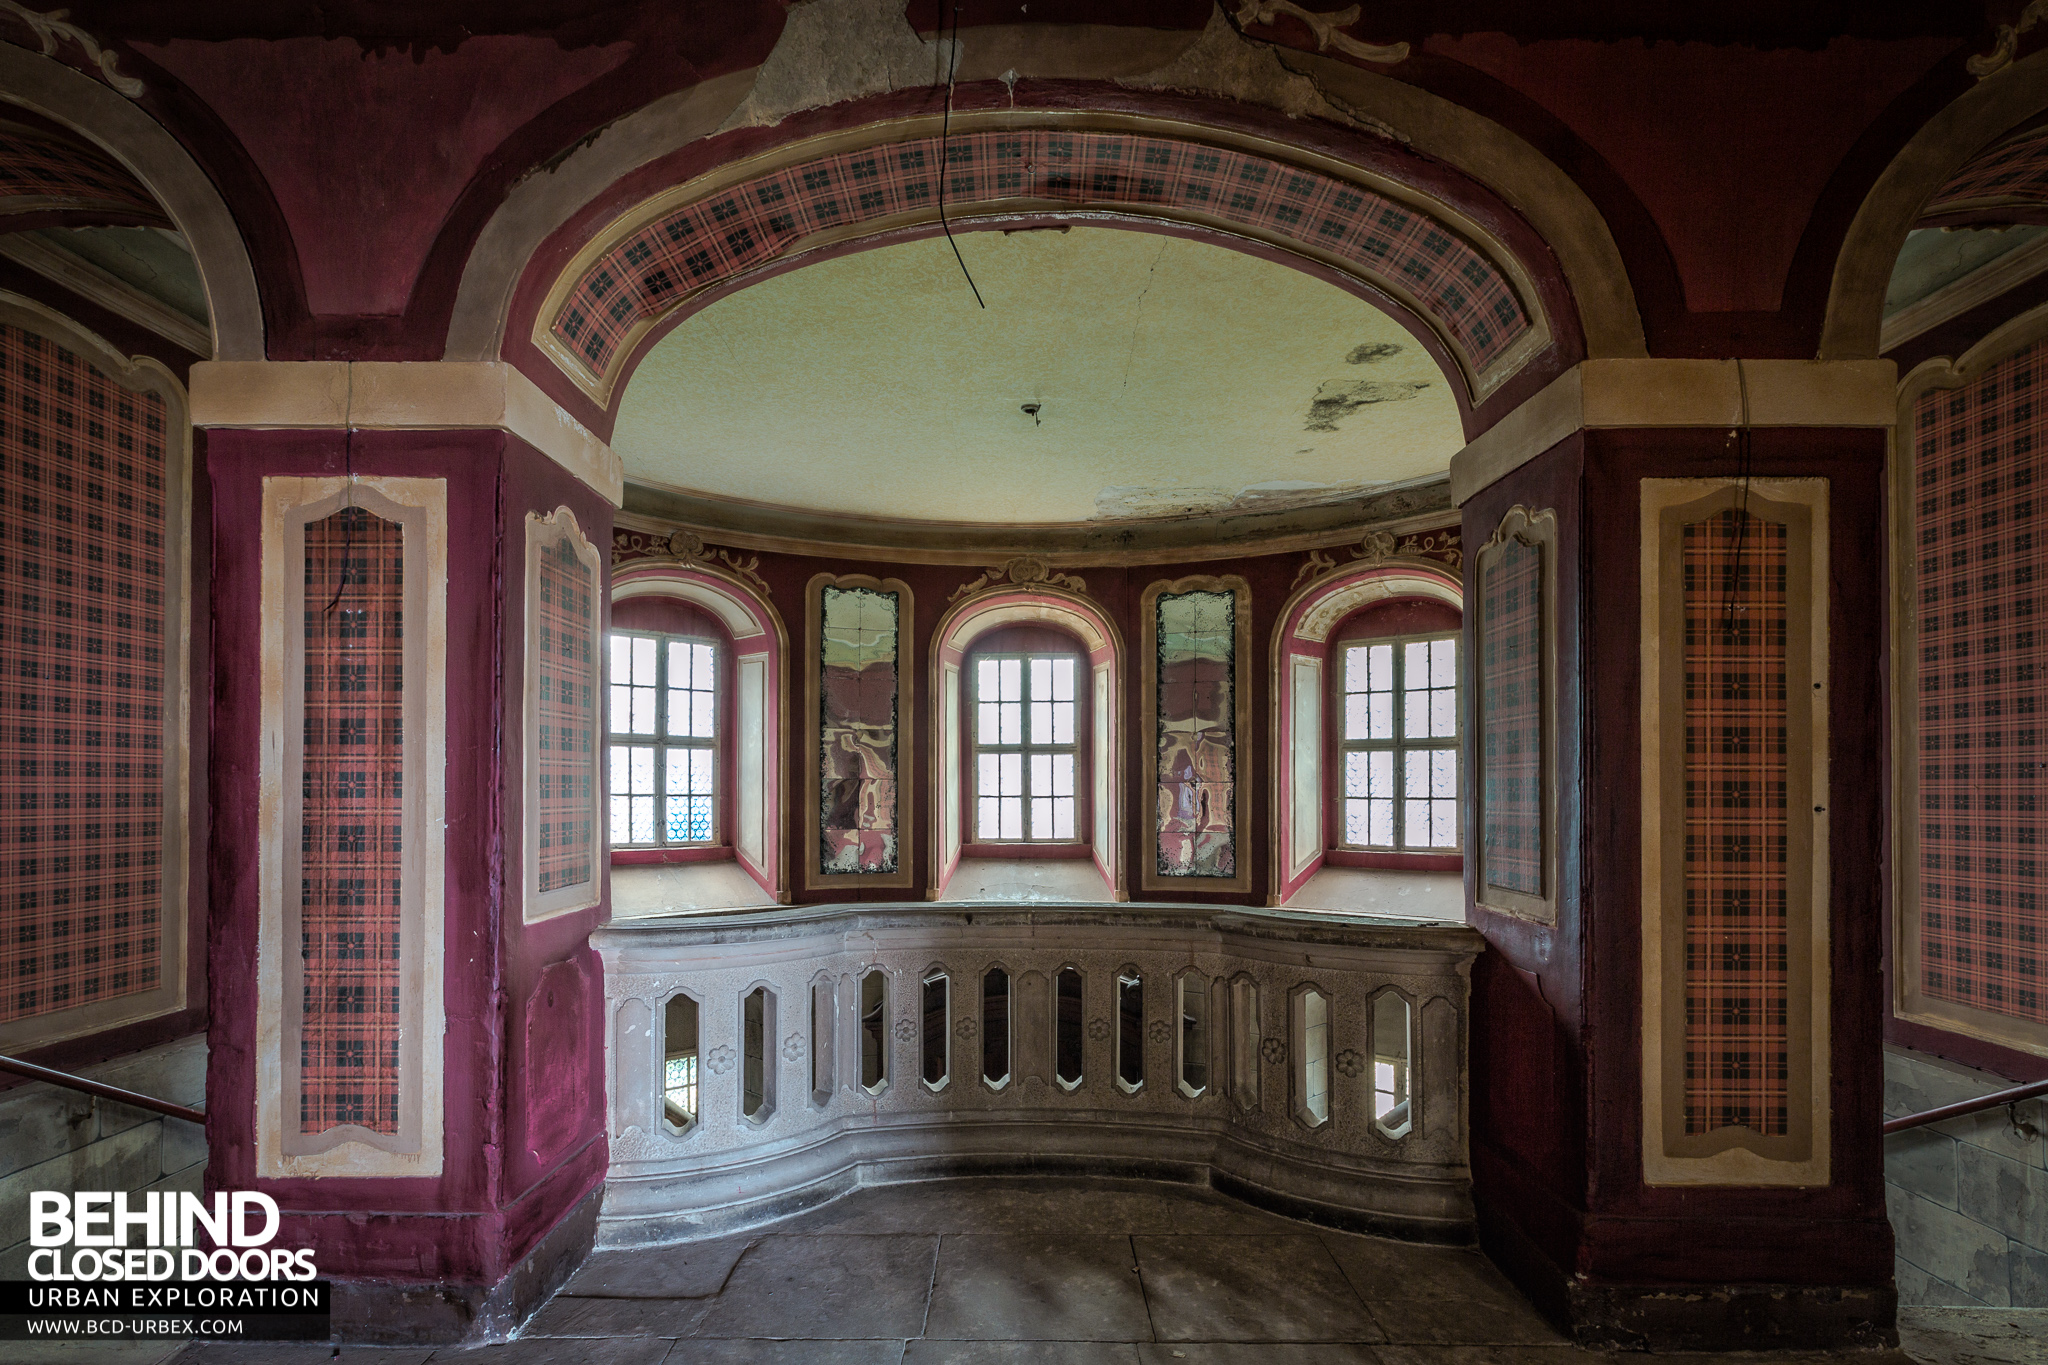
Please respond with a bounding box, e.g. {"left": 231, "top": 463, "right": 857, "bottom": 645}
{"left": 937, "top": 2, "right": 985, "bottom": 308}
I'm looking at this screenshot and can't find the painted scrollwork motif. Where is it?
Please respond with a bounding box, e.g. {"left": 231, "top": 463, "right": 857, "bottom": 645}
{"left": 949, "top": 556, "right": 1090, "bottom": 603}
{"left": 0, "top": 1, "right": 145, "bottom": 96}
{"left": 609, "top": 525, "right": 773, "bottom": 597}
{"left": 1291, "top": 525, "right": 1463, "bottom": 589}
{"left": 1231, "top": 1, "right": 1411, "bottom": 64}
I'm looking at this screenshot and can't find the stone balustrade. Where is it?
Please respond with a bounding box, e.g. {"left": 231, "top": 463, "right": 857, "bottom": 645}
{"left": 594, "top": 902, "right": 1482, "bottom": 1248}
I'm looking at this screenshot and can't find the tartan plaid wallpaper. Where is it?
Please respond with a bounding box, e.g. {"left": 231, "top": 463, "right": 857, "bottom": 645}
{"left": 550, "top": 129, "right": 1531, "bottom": 385}
{"left": 1914, "top": 340, "right": 2048, "bottom": 1029}
{"left": 1481, "top": 536, "right": 1542, "bottom": 896}
{"left": 298, "top": 507, "right": 405, "bottom": 1135}
{"left": 0, "top": 324, "right": 169, "bottom": 1025}
{"left": 1926, "top": 124, "right": 2048, "bottom": 215}
{"left": 0, "top": 121, "right": 164, "bottom": 220}
{"left": 532, "top": 528, "right": 597, "bottom": 896}
{"left": 1680, "top": 508, "right": 1791, "bottom": 1137}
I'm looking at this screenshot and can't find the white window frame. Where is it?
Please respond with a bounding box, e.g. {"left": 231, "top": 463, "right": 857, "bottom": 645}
{"left": 606, "top": 629, "right": 722, "bottom": 849}
{"left": 1334, "top": 630, "right": 1462, "bottom": 853}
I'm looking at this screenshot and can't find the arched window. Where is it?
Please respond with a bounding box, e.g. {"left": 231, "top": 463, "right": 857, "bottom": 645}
{"left": 964, "top": 624, "right": 1088, "bottom": 847}
{"left": 607, "top": 596, "right": 734, "bottom": 858}
{"left": 1327, "top": 598, "right": 1463, "bottom": 861}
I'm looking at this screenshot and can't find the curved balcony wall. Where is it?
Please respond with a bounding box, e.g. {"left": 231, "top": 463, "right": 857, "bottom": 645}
{"left": 595, "top": 903, "right": 1482, "bottom": 1247}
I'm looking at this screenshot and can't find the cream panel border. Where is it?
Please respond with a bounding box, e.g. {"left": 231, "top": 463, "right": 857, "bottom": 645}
{"left": 1890, "top": 302, "right": 2048, "bottom": 1058}
{"left": 258, "top": 476, "right": 447, "bottom": 1180}
{"left": 1287, "top": 656, "right": 1323, "bottom": 882}
{"left": 1451, "top": 360, "right": 1897, "bottom": 506}
{"left": 1639, "top": 477, "right": 1830, "bottom": 1188}
{"left": 1472, "top": 507, "right": 1559, "bottom": 925}
{"left": 523, "top": 507, "right": 604, "bottom": 923}
{"left": 190, "top": 361, "right": 623, "bottom": 507}
{"left": 0, "top": 293, "right": 194, "bottom": 1053}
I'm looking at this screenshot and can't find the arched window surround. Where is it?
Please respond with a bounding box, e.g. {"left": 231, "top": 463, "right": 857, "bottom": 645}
{"left": 931, "top": 586, "right": 1123, "bottom": 901}
{"left": 1269, "top": 561, "right": 1463, "bottom": 905}
{"left": 611, "top": 561, "right": 788, "bottom": 902}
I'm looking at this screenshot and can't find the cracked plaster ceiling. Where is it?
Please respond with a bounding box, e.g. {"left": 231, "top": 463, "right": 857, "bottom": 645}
{"left": 612, "top": 225, "right": 1464, "bottom": 526}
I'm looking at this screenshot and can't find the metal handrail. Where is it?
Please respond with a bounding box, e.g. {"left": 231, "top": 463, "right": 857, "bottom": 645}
{"left": 1883, "top": 1077, "right": 2048, "bottom": 1135}
{"left": 0, "top": 1053, "right": 205, "bottom": 1125}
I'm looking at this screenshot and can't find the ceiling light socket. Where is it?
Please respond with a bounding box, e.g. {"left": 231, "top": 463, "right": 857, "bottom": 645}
{"left": 1020, "top": 402, "right": 1042, "bottom": 425}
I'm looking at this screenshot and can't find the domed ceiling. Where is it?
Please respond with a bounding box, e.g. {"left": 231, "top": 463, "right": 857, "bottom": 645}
{"left": 612, "top": 226, "right": 1465, "bottom": 526}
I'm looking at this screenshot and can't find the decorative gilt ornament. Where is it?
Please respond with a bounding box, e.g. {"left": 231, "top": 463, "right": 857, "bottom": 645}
{"left": 606, "top": 525, "right": 774, "bottom": 595}
{"left": 1232, "top": 1, "right": 1410, "bottom": 65}
{"left": 949, "top": 555, "right": 1089, "bottom": 603}
{"left": 0, "top": 2, "right": 144, "bottom": 96}
{"left": 1969, "top": 0, "right": 2047, "bottom": 78}
{"left": 1290, "top": 526, "right": 1463, "bottom": 588}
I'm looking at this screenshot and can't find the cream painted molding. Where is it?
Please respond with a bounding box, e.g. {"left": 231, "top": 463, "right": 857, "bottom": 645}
{"left": 0, "top": 231, "right": 210, "bottom": 355}
{"left": 191, "top": 360, "right": 623, "bottom": 506}
{"left": 1450, "top": 358, "right": 1897, "bottom": 505}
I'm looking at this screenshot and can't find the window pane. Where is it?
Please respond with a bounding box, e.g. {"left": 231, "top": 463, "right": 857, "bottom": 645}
{"left": 1030, "top": 656, "right": 1053, "bottom": 701}
{"left": 1404, "top": 640, "right": 1429, "bottom": 686}
{"left": 1030, "top": 796, "right": 1054, "bottom": 839}
{"left": 999, "top": 753, "right": 1022, "bottom": 796}
{"left": 1404, "top": 749, "right": 1430, "bottom": 798}
{"left": 664, "top": 747, "right": 689, "bottom": 797}
{"left": 665, "top": 688, "right": 689, "bottom": 737}
{"left": 632, "top": 636, "right": 656, "bottom": 686}
{"left": 977, "top": 797, "right": 1001, "bottom": 840}
{"left": 609, "top": 635, "right": 631, "bottom": 685}
{"left": 977, "top": 753, "right": 1002, "bottom": 798}
{"left": 1345, "top": 644, "right": 1372, "bottom": 692}
{"left": 1344, "top": 751, "right": 1371, "bottom": 798}
{"left": 629, "top": 794, "right": 655, "bottom": 844}
{"left": 609, "top": 795, "right": 630, "bottom": 844}
{"left": 630, "top": 746, "right": 655, "bottom": 795}
{"left": 978, "top": 702, "right": 1002, "bottom": 746}
{"left": 978, "top": 658, "right": 999, "bottom": 699}
{"left": 692, "top": 690, "right": 715, "bottom": 739}
{"left": 610, "top": 684, "right": 632, "bottom": 733}
{"left": 1403, "top": 689, "right": 1429, "bottom": 740}
{"left": 1000, "top": 702, "right": 1021, "bottom": 746}
{"left": 1030, "top": 701, "right": 1053, "bottom": 744}
{"left": 1404, "top": 798, "right": 1430, "bottom": 848}
{"left": 999, "top": 658, "right": 1021, "bottom": 701}
{"left": 631, "top": 687, "right": 655, "bottom": 736}
{"left": 1030, "top": 752, "right": 1052, "bottom": 796}
{"left": 1368, "top": 644, "right": 1392, "bottom": 691}
{"left": 1369, "top": 692, "right": 1393, "bottom": 740}
{"left": 692, "top": 642, "right": 715, "bottom": 691}
{"left": 1345, "top": 798, "right": 1370, "bottom": 844}
{"left": 1429, "top": 689, "right": 1456, "bottom": 738}
{"left": 1430, "top": 799, "right": 1456, "bottom": 848}
{"left": 690, "top": 747, "right": 715, "bottom": 796}
{"left": 1369, "top": 750, "right": 1394, "bottom": 798}
{"left": 1050, "top": 754, "right": 1074, "bottom": 797}
{"left": 1051, "top": 658, "right": 1075, "bottom": 701}
{"left": 1369, "top": 798, "right": 1394, "bottom": 847}
{"left": 1431, "top": 749, "right": 1457, "bottom": 799}
{"left": 1052, "top": 701, "right": 1074, "bottom": 745}
{"left": 1431, "top": 638, "right": 1456, "bottom": 688}
{"left": 1344, "top": 693, "right": 1370, "bottom": 741}
{"left": 1000, "top": 796, "right": 1022, "bottom": 840}
{"left": 1052, "top": 797, "right": 1075, "bottom": 840}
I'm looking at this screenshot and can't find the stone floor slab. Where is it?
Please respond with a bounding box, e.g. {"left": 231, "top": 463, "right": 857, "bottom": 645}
{"left": 522, "top": 1292, "right": 711, "bottom": 1338}
{"left": 924, "top": 1233, "right": 1151, "bottom": 1341}
{"left": 165, "top": 1346, "right": 434, "bottom": 1365}
{"left": 904, "top": 1342, "right": 1143, "bottom": 1364}
{"left": 777, "top": 1179, "right": 1277, "bottom": 1237}
{"left": 662, "top": 1340, "right": 908, "bottom": 1364}
{"left": 1319, "top": 1236, "right": 1529, "bottom": 1307}
{"left": 688, "top": 1232, "right": 939, "bottom": 1341}
{"left": 564, "top": 1236, "right": 756, "bottom": 1298}
{"left": 1365, "top": 1296, "right": 1566, "bottom": 1347}
{"left": 423, "top": 1337, "right": 673, "bottom": 1365}
{"left": 1133, "top": 1235, "right": 1383, "bottom": 1343}
{"left": 1134, "top": 1343, "right": 1382, "bottom": 1363}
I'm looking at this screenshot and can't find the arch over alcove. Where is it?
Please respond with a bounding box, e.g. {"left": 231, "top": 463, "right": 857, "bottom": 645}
{"left": 526, "top": 111, "right": 1559, "bottom": 418}
{"left": 1268, "top": 560, "right": 1464, "bottom": 904}
{"left": 612, "top": 559, "right": 789, "bottom": 901}
{"left": 0, "top": 42, "right": 263, "bottom": 359}
{"left": 931, "top": 578, "right": 1124, "bottom": 900}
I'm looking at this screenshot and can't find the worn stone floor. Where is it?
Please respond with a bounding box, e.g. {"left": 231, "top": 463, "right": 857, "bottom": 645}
{"left": 13, "top": 1179, "right": 2045, "bottom": 1363}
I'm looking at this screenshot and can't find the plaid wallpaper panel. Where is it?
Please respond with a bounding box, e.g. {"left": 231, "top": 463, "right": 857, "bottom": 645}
{"left": 1680, "top": 508, "right": 1791, "bottom": 1137}
{"left": 551, "top": 130, "right": 1531, "bottom": 382}
{"left": 1481, "top": 536, "right": 1542, "bottom": 895}
{"left": 299, "top": 508, "right": 404, "bottom": 1135}
{"left": 1927, "top": 124, "right": 2048, "bottom": 213}
{"left": 1914, "top": 340, "right": 2048, "bottom": 1027}
{"left": 533, "top": 532, "right": 596, "bottom": 895}
{"left": 0, "top": 325, "right": 169, "bottom": 1023}
{"left": 0, "top": 122, "right": 164, "bottom": 219}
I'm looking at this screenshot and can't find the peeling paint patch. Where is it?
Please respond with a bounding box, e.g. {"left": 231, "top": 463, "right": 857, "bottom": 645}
{"left": 1092, "top": 477, "right": 1405, "bottom": 522}
{"left": 1304, "top": 379, "right": 1430, "bottom": 431}
{"left": 1346, "top": 342, "right": 1403, "bottom": 365}
{"left": 716, "top": 0, "right": 949, "bottom": 134}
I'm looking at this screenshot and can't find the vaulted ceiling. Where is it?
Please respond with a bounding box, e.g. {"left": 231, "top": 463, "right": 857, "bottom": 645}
{"left": 612, "top": 226, "right": 1464, "bottom": 526}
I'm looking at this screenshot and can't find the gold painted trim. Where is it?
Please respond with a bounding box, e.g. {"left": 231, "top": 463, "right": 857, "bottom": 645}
{"left": 1140, "top": 574, "right": 1255, "bottom": 896}
{"left": 190, "top": 360, "right": 624, "bottom": 507}
{"left": 0, "top": 293, "right": 194, "bottom": 1055}
{"left": 523, "top": 507, "right": 605, "bottom": 923}
{"left": 532, "top": 109, "right": 1552, "bottom": 409}
{"left": 259, "top": 476, "right": 447, "bottom": 1180}
{"left": 802, "top": 572, "right": 917, "bottom": 893}
{"left": 1889, "top": 301, "right": 2048, "bottom": 1058}
{"left": 1472, "top": 506, "right": 1558, "bottom": 924}
{"left": 616, "top": 478, "right": 1456, "bottom": 568}
{"left": 1639, "top": 477, "right": 1831, "bottom": 1187}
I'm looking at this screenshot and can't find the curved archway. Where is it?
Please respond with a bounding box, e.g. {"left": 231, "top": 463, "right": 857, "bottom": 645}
{"left": 0, "top": 44, "right": 263, "bottom": 359}
{"left": 530, "top": 112, "right": 1557, "bottom": 414}
{"left": 1821, "top": 48, "right": 2048, "bottom": 360}
{"left": 1269, "top": 560, "right": 1464, "bottom": 903}
{"left": 931, "top": 583, "right": 1125, "bottom": 900}
{"left": 612, "top": 560, "right": 789, "bottom": 900}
